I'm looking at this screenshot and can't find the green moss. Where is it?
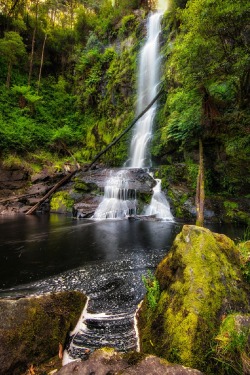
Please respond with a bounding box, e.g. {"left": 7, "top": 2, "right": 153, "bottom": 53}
{"left": 223, "top": 200, "right": 250, "bottom": 225}
{"left": 138, "top": 225, "right": 250, "bottom": 373}
{"left": 167, "top": 188, "right": 189, "bottom": 218}
{"left": 237, "top": 241, "right": 250, "bottom": 283}
{"left": 50, "top": 191, "right": 74, "bottom": 213}
{"left": 214, "top": 313, "right": 250, "bottom": 374}
{"left": 73, "top": 178, "right": 90, "bottom": 192}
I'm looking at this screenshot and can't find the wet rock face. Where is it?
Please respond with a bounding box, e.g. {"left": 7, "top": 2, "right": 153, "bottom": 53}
{"left": 71, "top": 168, "right": 156, "bottom": 218}
{"left": 0, "top": 167, "right": 29, "bottom": 191}
{"left": 78, "top": 168, "right": 156, "bottom": 193}
{"left": 0, "top": 291, "right": 86, "bottom": 375}
{"left": 137, "top": 225, "right": 250, "bottom": 373}
{"left": 56, "top": 349, "right": 204, "bottom": 375}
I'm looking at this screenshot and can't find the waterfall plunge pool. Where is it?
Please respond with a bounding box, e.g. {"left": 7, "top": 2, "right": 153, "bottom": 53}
{"left": 0, "top": 214, "right": 245, "bottom": 294}
{"left": 0, "top": 214, "right": 246, "bottom": 356}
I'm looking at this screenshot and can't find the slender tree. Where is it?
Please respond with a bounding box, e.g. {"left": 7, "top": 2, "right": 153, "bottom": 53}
{"left": 37, "top": 32, "right": 47, "bottom": 93}
{"left": 0, "top": 31, "right": 26, "bottom": 88}
{"left": 28, "top": 0, "right": 39, "bottom": 85}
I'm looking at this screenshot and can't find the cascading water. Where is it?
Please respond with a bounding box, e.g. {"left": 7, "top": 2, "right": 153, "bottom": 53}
{"left": 93, "top": 170, "right": 136, "bottom": 219}
{"left": 145, "top": 178, "right": 173, "bottom": 219}
{"left": 129, "top": 12, "right": 162, "bottom": 168}
{"left": 93, "top": 9, "right": 173, "bottom": 221}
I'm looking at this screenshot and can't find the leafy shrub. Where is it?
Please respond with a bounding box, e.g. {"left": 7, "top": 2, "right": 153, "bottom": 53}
{"left": 142, "top": 271, "right": 160, "bottom": 310}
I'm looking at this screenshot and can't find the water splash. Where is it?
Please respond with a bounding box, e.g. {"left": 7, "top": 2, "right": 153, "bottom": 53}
{"left": 145, "top": 179, "right": 174, "bottom": 221}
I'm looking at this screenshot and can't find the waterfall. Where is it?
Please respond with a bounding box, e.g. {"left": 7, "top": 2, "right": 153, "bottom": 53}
{"left": 93, "top": 7, "right": 173, "bottom": 221}
{"left": 129, "top": 12, "right": 162, "bottom": 169}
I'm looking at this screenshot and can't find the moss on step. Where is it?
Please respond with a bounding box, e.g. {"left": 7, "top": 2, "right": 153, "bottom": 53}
{"left": 50, "top": 191, "right": 74, "bottom": 213}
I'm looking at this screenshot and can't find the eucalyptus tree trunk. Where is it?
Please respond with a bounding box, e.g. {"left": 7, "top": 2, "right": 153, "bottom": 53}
{"left": 37, "top": 33, "right": 47, "bottom": 93}
{"left": 195, "top": 138, "right": 205, "bottom": 227}
{"left": 28, "top": 0, "right": 38, "bottom": 85}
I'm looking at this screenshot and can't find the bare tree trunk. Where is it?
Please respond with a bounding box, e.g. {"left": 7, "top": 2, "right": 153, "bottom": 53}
{"left": 28, "top": 0, "right": 38, "bottom": 85}
{"left": 28, "top": 26, "right": 36, "bottom": 85}
{"left": 195, "top": 138, "right": 205, "bottom": 227}
{"left": 37, "top": 33, "right": 47, "bottom": 93}
{"left": 6, "top": 61, "right": 12, "bottom": 88}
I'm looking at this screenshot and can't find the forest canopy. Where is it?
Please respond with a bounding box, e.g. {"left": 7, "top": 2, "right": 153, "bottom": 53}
{"left": 0, "top": 0, "right": 249, "bottom": 195}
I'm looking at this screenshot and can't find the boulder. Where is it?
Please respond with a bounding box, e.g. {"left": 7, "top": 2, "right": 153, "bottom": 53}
{"left": 0, "top": 291, "right": 87, "bottom": 375}
{"left": 56, "top": 348, "right": 204, "bottom": 374}
{"left": 137, "top": 225, "right": 250, "bottom": 373}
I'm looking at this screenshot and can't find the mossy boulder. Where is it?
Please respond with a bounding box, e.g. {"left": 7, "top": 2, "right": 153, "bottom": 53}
{"left": 0, "top": 291, "right": 87, "bottom": 375}
{"left": 137, "top": 225, "right": 250, "bottom": 373}
{"left": 50, "top": 191, "right": 74, "bottom": 213}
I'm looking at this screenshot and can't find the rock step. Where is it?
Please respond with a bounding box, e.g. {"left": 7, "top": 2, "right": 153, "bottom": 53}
{"left": 67, "top": 312, "right": 138, "bottom": 360}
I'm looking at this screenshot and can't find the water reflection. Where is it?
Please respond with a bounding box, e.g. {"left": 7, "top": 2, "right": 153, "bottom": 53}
{"left": 0, "top": 214, "right": 180, "bottom": 289}
{"left": 0, "top": 214, "right": 246, "bottom": 291}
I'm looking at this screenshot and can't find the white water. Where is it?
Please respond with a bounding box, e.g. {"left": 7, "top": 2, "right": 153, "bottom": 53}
{"left": 145, "top": 179, "right": 173, "bottom": 220}
{"left": 93, "top": 170, "right": 136, "bottom": 219}
{"left": 129, "top": 12, "right": 162, "bottom": 168}
{"left": 93, "top": 7, "right": 173, "bottom": 221}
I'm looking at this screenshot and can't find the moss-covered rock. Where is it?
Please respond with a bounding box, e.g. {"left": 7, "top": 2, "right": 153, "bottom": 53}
{"left": 0, "top": 291, "right": 87, "bottom": 375}
{"left": 137, "top": 225, "right": 250, "bottom": 373}
{"left": 50, "top": 191, "right": 74, "bottom": 213}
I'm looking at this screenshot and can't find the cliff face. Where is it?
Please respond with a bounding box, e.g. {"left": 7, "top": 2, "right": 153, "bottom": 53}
{"left": 137, "top": 225, "right": 250, "bottom": 373}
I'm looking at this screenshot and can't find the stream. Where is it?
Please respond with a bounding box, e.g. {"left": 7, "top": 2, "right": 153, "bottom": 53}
{"left": 0, "top": 214, "right": 245, "bottom": 360}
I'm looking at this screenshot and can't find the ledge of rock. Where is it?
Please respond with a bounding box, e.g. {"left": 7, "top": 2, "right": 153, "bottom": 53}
{"left": 77, "top": 168, "right": 156, "bottom": 193}
{"left": 56, "top": 348, "right": 204, "bottom": 374}
{"left": 0, "top": 291, "right": 87, "bottom": 375}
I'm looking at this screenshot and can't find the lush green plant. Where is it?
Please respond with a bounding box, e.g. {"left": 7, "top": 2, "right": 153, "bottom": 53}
{"left": 215, "top": 314, "right": 250, "bottom": 375}
{"left": 237, "top": 227, "right": 250, "bottom": 283}
{"left": 142, "top": 271, "right": 160, "bottom": 310}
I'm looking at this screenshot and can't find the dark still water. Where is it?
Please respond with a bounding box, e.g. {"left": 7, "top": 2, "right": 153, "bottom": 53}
{"left": 0, "top": 214, "right": 182, "bottom": 291}
{"left": 0, "top": 214, "right": 246, "bottom": 292}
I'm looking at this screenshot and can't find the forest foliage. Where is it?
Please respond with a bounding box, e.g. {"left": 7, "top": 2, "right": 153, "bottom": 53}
{"left": 0, "top": 0, "right": 249, "bottom": 195}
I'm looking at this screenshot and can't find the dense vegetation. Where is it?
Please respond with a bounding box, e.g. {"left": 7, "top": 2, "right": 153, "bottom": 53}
{"left": 0, "top": 0, "right": 249, "bottom": 204}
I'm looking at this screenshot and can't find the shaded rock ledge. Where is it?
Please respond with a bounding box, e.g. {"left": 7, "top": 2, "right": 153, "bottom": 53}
{"left": 56, "top": 348, "right": 204, "bottom": 375}
{"left": 0, "top": 291, "right": 87, "bottom": 375}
